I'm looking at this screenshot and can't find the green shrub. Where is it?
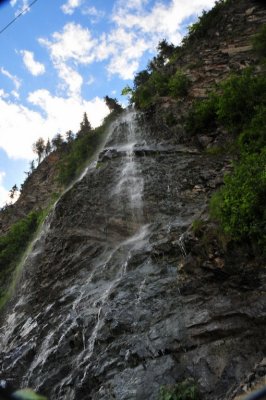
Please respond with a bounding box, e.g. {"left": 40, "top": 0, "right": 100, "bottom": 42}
{"left": 186, "top": 95, "right": 218, "bottom": 136}
{"left": 0, "top": 209, "right": 45, "bottom": 304}
{"left": 238, "top": 105, "right": 266, "bottom": 154}
{"left": 186, "top": 70, "right": 266, "bottom": 136}
{"left": 191, "top": 219, "right": 205, "bottom": 235}
{"left": 216, "top": 69, "right": 266, "bottom": 133}
{"left": 159, "top": 379, "right": 199, "bottom": 400}
{"left": 168, "top": 70, "right": 190, "bottom": 98}
{"left": 210, "top": 150, "right": 266, "bottom": 246}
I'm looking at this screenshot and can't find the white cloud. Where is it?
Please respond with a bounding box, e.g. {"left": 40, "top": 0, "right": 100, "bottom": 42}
{"left": 39, "top": 23, "right": 98, "bottom": 95}
{"left": 0, "top": 91, "right": 109, "bottom": 160}
{"left": 0, "top": 89, "right": 9, "bottom": 99}
{"left": 41, "top": 0, "right": 215, "bottom": 82}
{"left": 82, "top": 6, "right": 105, "bottom": 22}
{"left": 0, "top": 67, "right": 21, "bottom": 92}
{"left": 10, "top": 0, "right": 30, "bottom": 16}
{"left": 20, "top": 50, "right": 45, "bottom": 76}
{"left": 61, "top": 0, "right": 83, "bottom": 15}
{"left": 39, "top": 23, "right": 97, "bottom": 65}
{"left": 87, "top": 75, "right": 95, "bottom": 86}
{"left": 56, "top": 64, "right": 83, "bottom": 97}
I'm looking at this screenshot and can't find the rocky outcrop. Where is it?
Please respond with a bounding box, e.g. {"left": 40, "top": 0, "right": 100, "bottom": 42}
{"left": 0, "top": 152, "right": 62, "bottom": 234}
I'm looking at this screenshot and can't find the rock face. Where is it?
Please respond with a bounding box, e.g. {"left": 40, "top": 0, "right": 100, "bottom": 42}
{"left": 0, "top": 152, "right": 61, "bottom": 234}
{"left": 0, "top": 110, "right": 265, "bottom": 400}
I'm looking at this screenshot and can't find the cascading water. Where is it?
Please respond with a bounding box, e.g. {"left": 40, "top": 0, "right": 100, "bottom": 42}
{"left": 0, "top": 109, "right": 152, "bottom": 398}
{"left": 112, "top": 110, "right": 144, "bottom": 226}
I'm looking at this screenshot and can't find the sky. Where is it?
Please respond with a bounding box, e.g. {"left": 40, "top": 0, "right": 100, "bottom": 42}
{"left": 0, "top": 0, "right": 216, "bottom": 207}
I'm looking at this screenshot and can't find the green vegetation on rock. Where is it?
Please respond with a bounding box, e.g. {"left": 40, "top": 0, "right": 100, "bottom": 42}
{"left": 197, "top": 69, "right": 266, "bottom": 249}
{"left": 0, "top": 209, "right": 46, "bottom": 306}
{"left": 58, "top": 111, "right": 120, "bottom": 186}
{"left": 182, "top": 0, "right": 231, "bottom": 45}
{"left": 159, "top": 379, "right": 199, "bottom": 400}
{"left": 210, "top": 151, "right": 266, "bottom": 245}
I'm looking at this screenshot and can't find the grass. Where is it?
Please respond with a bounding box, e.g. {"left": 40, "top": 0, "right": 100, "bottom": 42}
{"left": 0, "top": 208, "right": 48, "bottom": 308}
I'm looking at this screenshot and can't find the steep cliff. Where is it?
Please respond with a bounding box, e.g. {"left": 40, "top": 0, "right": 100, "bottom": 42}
{"left": 0, "top": 1, "right": 265, "bottom": 399}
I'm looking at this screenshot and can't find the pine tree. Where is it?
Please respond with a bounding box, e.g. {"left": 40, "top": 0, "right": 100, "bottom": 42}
{"left": 77, "top": 112, "right": 92, "bottom": 138}
{"left": 66, "top": 130, "right": 75, "bottom": 143}
{"left": 52, "top": 133, "right": 64, "bottom": 150}
{"left": 45, "top": 139, "right": 52, "bottom": 155}
{"left": 29, "top": 160, "right": 35, "bottom": 173}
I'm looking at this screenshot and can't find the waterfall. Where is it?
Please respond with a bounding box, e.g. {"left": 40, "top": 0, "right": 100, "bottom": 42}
{"left": 0, "top": 108, "right": 226, "bottom": 400}
{"left": 0, "top": 109, "right": 151, "bottom": 397}
{"left": 113, "top": 110, "right": 144, "bottom": 225}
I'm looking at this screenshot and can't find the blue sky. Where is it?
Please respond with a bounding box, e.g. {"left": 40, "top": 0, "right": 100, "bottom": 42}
{"left": 0, "top": 0, "right": 216, "bottom": 206}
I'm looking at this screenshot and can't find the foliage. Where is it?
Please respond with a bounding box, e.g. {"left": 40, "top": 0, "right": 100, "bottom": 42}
{"left": 32, "top": 137, "right": 46, "bottom": 164}
{"left": 199, "top": 68, "right": 266, "bottom": 249}
{"left": 157, "top": 39, "right": 175, "bottom": 60}
{"left": 191, "top": 219, "right": 205, "bottom": 235}
{"left": 77, "top": 112, "right": 92, "bottom": 138}
{"left": 58, "top": 112, "right": 117, "bottom": 185}
{"left": 65, "top": 130, "right": 75, "bottom": 143}
{"left": 168, "top": 70, "right": 191, "bottom": 98}
{"left": 9, "top": 184, "right": 18, "bottom": 199}
{"left": 45, "top": 139, "right": 52, "bottom": 156}
{"left": 216, "top": 69, "right": 266, "bottom": 133}
{"left": 210, "top": 150, "right": 266, "bottom": 246}
{"left": 186, "top": 95, "right": 217, "bottom": 136}
{"left": 124, "top": 68, "right": 190, "bottom": 110}
{"left": 186, "top": 69, "right": 266, "bottom": 136}
{"left": 0, "top": 210, "right": 44, "bottom": 271}
{"left": 104, "top": 96, "right": 123, "bottom": 113}
{"left": 252, "top": 24, "right": 266, "bottom": 59}
{"left": 52, "top": 133, "right": 65, "bottom": 151}
{"left": 182, "top": 0, "right": 230, "bottom": 45}
{"left": 0, "top": 210, "right": 45, "bottom": 304}
{"left": 238, "top": 105, "right": 266, "bottom": 154}
{"left": 12, "top": 388, "right": 47, "bottom": 400}
{"left": 159, "top": 380, "right": 199, "bottom": 400}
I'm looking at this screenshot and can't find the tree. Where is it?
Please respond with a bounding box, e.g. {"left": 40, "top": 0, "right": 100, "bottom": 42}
{"left": 9, "top": 184, "right": 18, "bottom": 200}
{"left": 157, "top": 39, "right": 175, "bottom": 60}
{"left": 52, "top": 133, "right": 64, "bottom": 151}
{"left": 29, "top": 160, "right": 35, "bottom": 173}
{"left": 104, "top": 96, "right": 123, "bottom": 113}
{"left": 33, "top": 137, "right": 45, "bottom": 164}
{"left": 45, "top": 139, "right": 52, "bottom": 156}
{"left": 77, "top": 112, "right": 92, "bottom": 138}
{"left": 66, "top": 130, "right": 75, "bottom": 143}
{"left": 133, "top": 70, "right": 150, "bottom": 89}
